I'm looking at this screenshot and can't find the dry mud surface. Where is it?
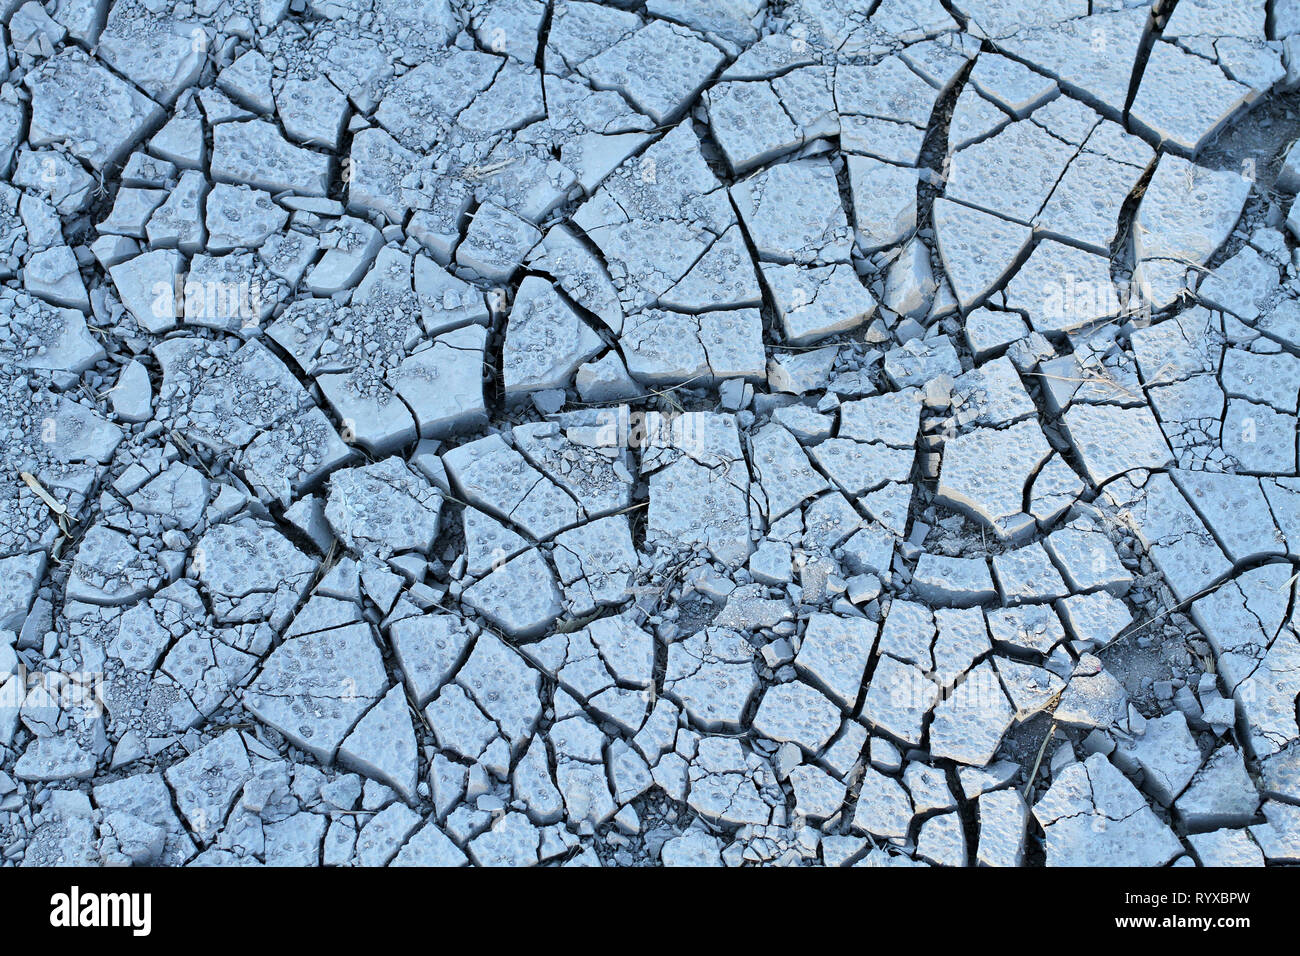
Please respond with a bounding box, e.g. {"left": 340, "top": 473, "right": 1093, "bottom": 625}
{"left": 0, "top": 0, "right": 1298, "bottom": 867}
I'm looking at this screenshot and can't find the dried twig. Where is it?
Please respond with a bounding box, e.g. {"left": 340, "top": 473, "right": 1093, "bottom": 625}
{"left": 1023, "top": 719, "right": 1058, "bottom": 801}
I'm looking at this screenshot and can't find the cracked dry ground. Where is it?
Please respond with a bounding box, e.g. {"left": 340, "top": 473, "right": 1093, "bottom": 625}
{"left": 1, "top": 0, "right": 1300, "bottom": 870}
